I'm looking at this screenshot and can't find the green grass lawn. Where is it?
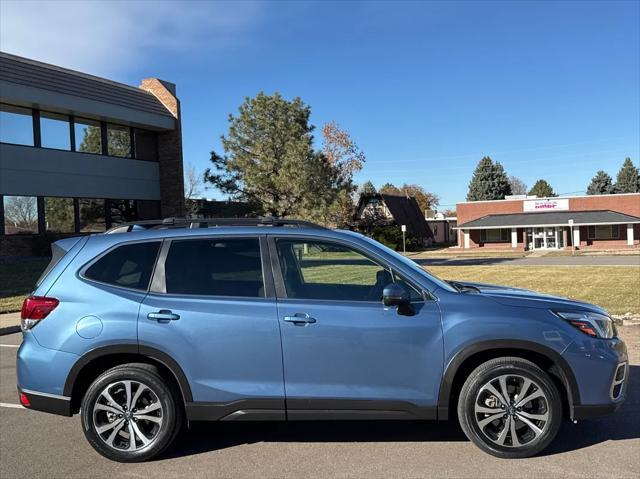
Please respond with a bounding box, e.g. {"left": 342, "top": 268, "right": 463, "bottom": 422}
{"left": 427, "top": 265, "right": 640, "bottom": 315}
{"left": 0, "top": 258, "right": 50, "bottom": 313}
{"left": 1, "top": 257, "right": 638, "bottom": 316}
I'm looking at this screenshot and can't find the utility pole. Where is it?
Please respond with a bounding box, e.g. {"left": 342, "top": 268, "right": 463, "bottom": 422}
{"left": 401, "top": 224, "right": 406, "bottom": 255}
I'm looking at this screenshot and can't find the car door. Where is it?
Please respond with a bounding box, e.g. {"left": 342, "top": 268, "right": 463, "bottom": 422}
{"left": 138, "top": 235, "right": 285, "bottom": 419}
{"left": 270, "top": 236, "right": 443, "bottom": 420}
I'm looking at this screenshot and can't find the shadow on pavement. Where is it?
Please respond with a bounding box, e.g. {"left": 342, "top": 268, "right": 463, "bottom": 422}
{"left": 162, "top": 366, "right": 638, "bottom": 460}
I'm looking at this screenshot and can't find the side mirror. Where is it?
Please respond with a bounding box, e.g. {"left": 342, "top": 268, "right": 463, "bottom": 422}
{"left": 382, "top": 283, "right": 415, "bottom": 316}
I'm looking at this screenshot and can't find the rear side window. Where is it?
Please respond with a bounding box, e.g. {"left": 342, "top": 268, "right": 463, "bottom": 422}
{"left": 84, "top": 242, "right": 160, "bottom": 290}
{"left": 164, "top": 238, "right": 264, "bottom": 297}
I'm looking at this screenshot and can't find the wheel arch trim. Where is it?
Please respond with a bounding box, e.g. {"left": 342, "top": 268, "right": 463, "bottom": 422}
{"left": 437, "top": 339, "right": 580, "bottom": 419}
{"left": 63, "top": 344, "right": 193, "bottom": 403}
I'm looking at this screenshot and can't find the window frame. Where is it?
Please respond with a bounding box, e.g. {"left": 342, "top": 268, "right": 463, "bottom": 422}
{"left": 149, "top": 235, "right": 275, "bottom": 299}
{"left": 268, "top": 235, "right": 426, "bottom": 303}
{"left": 79, "top": 239, "right": 162, "bottom": 292}
{"left": 587, "top": 224, "right": 620, "bottom": 240}
{"left": 480, "top": 228, "right": 510, "bottom": 243}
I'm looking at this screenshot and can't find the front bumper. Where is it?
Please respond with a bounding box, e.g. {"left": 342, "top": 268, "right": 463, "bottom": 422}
{"left": 563, "top": 336, "right": 628, "bottom": 420}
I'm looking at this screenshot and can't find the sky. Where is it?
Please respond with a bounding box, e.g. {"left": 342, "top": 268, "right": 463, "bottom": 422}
{"left": 1, "top": 0, "right": 639, "bottom": 210}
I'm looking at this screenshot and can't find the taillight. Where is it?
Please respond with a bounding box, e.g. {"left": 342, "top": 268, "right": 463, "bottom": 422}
{"left": 20, "top": 296, "right": 59, "bottom": 331}
{"left": 19, "top": 392, "right": 31, "bottom": 407}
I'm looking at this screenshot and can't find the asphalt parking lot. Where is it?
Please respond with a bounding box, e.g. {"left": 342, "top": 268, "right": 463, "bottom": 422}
{"left": 1, "top": 328, "right": 638, "bottom": 479}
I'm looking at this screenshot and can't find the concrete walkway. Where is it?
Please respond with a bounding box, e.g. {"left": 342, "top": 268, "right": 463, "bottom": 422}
{"left": 415, "top": 255, "right": 640, "bottom": 267}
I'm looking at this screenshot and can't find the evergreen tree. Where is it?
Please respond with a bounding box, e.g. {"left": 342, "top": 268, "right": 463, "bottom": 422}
{"left": 205, "top": 92, "right": 331, "bottom": 217}
{"left": 466, "top": 156, "right": 512, "bottom": 201}
{"left": 528, "top": 179, "right": 556, "bottom": 197}
{"left": 614, "top": 157, "right": 639, "bottom": 193}
{"left": 360, "top": 181, "right": 377, "bottom": 195}
{"left": 586, "top": 170, "right": 614, "bottom": 195}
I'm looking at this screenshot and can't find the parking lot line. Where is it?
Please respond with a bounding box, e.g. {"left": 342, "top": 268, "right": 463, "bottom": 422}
{"left": 0, "top": 344, "right": 19, "bottom": 348}
{"left": 0, "top": 403, "right": 23, "bottom": 409}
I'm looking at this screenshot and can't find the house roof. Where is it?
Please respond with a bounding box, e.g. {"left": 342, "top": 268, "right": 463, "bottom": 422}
{"left": 0, "top": 52, "right": 173, "bottom": 118}
{"left": 356, "top": 193, "right": 432, "bottom": 238}
{"left": 456, "top": 210, "right": 640, "bottom": 229}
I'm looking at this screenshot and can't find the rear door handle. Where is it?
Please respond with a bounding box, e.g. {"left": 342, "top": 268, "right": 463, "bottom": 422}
{"left": 283, "top": 313, "right": 316, "bottom": 324}
{"left": 147, "top": 310, "right": 180, "bottom": 321}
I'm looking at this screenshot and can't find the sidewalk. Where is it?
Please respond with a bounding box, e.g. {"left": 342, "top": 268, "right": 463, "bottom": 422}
{"left": 0, "top": 312, "right": 20, "bottom": 335}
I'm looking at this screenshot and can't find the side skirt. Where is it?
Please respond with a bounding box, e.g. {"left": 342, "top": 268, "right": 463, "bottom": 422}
{"left": 185, "top": 398, "right": 437, "bottom": 422}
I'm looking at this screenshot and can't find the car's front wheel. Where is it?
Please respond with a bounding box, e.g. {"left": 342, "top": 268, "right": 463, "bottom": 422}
{"left": 457, "top": 357, "right": 562, "bottom": 458}
{"left": 80, "top": 363, "right": 181, "bottom": 462}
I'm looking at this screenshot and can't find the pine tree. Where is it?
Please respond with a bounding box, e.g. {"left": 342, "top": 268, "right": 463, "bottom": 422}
{"left": 360, "top": 181, "right": 377, "bottom": 195}
{"left": 614, "top": 157, "right": 639, "bottom": 193}
{"left": 586, "top": 170, "right": 614, "bottom": 195}
{"left": 466, "top": 156, "right": 512, "bottom": 201}
{"left": 528, "top": 179, "right": 556, "bottom": 197}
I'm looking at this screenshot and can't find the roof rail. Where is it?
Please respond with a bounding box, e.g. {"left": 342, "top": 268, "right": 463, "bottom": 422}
{"left": 105, "top": 216, "right": 326, "bottom": 234}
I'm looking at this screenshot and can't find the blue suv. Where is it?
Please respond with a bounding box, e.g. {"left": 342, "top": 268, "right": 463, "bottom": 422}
{"left": 17, "top": 218, "right": 628, "bottom": 461}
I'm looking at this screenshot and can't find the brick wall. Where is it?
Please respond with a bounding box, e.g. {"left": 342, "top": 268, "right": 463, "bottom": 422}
{"left": 458, "top": 193, "right": 640, "bottom": 224}
{"left": 139, "top": 78, "right": 185, "bottom": 218}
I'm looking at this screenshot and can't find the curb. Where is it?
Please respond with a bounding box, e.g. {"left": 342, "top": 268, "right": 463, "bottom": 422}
{"left": 0, "top": 326, "right": 20, "bottom": 336}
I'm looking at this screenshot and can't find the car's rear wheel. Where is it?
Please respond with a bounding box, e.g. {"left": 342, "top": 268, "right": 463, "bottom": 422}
{"left": 81, "top": 363, "right": 180, "bottom": 462}
{"left": 457, "top": 357, "right": 562, "bottom": 458}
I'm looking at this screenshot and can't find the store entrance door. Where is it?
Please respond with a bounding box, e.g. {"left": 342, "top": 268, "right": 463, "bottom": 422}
{"left": 529, "top": 227, "right": 563, "bottom": 250}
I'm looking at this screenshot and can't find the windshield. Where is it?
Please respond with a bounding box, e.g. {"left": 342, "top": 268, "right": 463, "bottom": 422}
{"left": 357, "top": 234, "right": 457, "bottom": 292}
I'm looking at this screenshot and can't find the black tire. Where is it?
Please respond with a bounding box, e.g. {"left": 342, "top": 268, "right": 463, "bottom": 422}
{"left": 457, "top": 357, "right": 562, "bottom": 459}
{"left": 80, "top": 363, "right": 181, "bottom": 462}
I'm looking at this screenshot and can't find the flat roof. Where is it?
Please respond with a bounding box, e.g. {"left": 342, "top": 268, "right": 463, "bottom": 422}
{"left": 456, "top": 210, "right": 640, "bottom": 229}
{"left": 0, "top": 51, "right": 173, "bottom": 118}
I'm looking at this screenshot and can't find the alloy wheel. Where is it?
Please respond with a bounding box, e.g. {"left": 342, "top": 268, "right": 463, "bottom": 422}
{"left": 92, "top": 380, "right": 164, "bottom": 452}
{"left": 474, "top": 374, "right": 550, "bottom": 448}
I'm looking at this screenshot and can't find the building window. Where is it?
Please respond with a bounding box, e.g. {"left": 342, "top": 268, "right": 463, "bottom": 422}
{"left": 79, "top": 198, "right": 105, "bottom": 232}
{"left": 44, "top": 197, "right": 75, "bottom": 233}
{"left": 0, "top": 104, "right": 33, "bottom": 146}
{"left": 3, "top": 196, "right": 38, "bottom": 234}
{"left": 134, "top": 129, "right": 158, "bottom": 161}
{"left": 588, "top": 225, "right": 620, "bottom": 240}
{"left": 40, "top": 112, "right": 71, "bottom": 150}
{"left": 109, "top": 199, "right": 137, "bottom": 226}
{"left": 74, "top": 118, "right": 102, "bottom": 154}
{"left": 481, "top": 229, "right": 510, "bottom": 242}
{"left": 107, "top": 124, "right": 131, "bottom": 158}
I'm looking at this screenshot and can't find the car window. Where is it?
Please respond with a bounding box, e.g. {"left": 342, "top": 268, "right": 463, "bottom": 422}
{"left": 84, "top": 242, "right": 160, "bottom": 290}
{"left": 276, "top": 239, "right": 420, "bottom": 302}
{"left": 164, "top": 238, "right": 264, "bottom": 297}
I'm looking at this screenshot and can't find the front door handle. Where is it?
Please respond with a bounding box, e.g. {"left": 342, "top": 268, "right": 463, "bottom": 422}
{"left": 147, "top": 310, "right": 180, "bottom": 321}
{"left": 283, "top": 313, "right": 316, "bottom": 324}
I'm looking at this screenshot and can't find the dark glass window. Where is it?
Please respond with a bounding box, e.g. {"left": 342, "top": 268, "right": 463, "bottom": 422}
{"left": 165, "top": 238, "right": 264, "bottom": 297}
{"left": 3, "top": 195, "right": 38, "bottom": 234}
{"left": 84, "top": 242, "right": 160, "bottom": 290}
{"left": 74, "top": 118, "right": 102, "bottom": 154}
{"left": 276, "top": 239, "right": 393, "bottom": 301}
{"left": 109, "top": 199, "right": 137, "bottom": 226}
{"left": 137, "top": 200, "right": 161, "bottom": 220}
{"left": 107, "top": 124, "right": 131, "bottom": 158}
{"left": 134, "top": 129, "right": 158, "bottom": 161}
{"left": 79, "top": 198, "right": 105, "bottom": 232}
{"left": 40, "top": 112, "right": 70, "bottom": 150}
{"left": 0, "top": 104, "right": 33, "bottom": 146}
{"left": 45, "top": 197, "right": 75, "bottom": 233}
{"left": 481, "top": 229, "right": 510, "bottom": 242}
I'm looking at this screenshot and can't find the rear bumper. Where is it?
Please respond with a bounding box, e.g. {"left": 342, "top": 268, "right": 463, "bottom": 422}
{"left": 18, "top": 387, "right": 72, "bottom": 417}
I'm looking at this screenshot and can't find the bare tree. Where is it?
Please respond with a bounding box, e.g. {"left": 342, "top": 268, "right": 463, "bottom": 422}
{"left": 184, "top": 163, "right": 203, "bottom": 217}
{"left": 4, "top": 196, "right": 37, "bottom": 231}
{"left": 508, "top": 175, "right": 528, "bottom": 195}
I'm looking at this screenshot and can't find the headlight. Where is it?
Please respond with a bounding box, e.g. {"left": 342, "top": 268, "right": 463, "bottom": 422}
{"left": 553, "top": 310, "right": 616, "bottom": 339}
